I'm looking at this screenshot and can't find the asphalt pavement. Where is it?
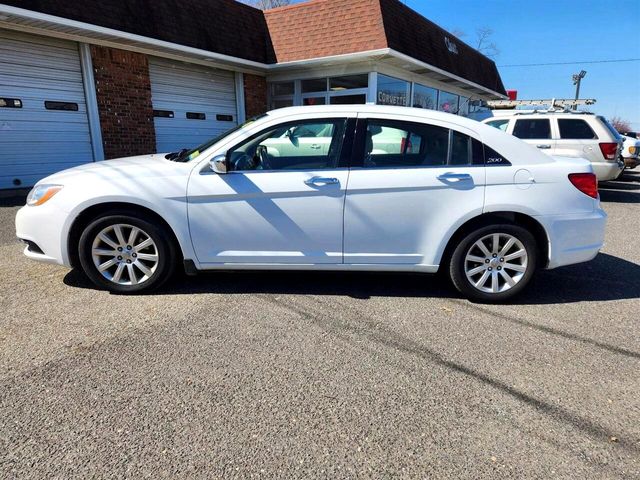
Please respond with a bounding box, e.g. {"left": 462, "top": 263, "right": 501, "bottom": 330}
{"left": 1, "top": 172, "right": 639, "bottom": 478}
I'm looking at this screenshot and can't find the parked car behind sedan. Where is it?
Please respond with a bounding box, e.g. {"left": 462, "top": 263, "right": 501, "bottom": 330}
{"left": 16, "top": 105, "right": 607, "bottom": 302}
{"left": 482, "top": 110, "right": 624, "bottom": 181}
{"left": 620, "top": 134, "right": 640, "bottom": 169}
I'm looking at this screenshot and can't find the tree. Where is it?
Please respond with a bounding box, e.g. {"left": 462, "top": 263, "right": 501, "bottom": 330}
{"left": 475, "top": 27, "right": 499, "bottom": 59}
{"left": 450, "top": 26, "right": 499, "bottom": 59}
{"left": 609, "top": 116, "right": 632, "bottom": 134}
{"left": 241, "top": 0, "right": 291, "bottom": 9}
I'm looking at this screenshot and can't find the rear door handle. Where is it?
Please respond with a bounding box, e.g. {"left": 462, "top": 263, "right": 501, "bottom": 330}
{"left": 437, "top": 172, "right": 472, "bottom": 181}
{"left": 536, "top": 144, "right": 551, "bottom": 149}
{"left": 304, "top": 176, "right": 339, "bottom": 186}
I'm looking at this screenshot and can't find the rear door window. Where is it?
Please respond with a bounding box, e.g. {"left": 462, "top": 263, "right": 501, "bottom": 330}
{"left": 359, "top": 119, "right": 485, "bottom": 168}
{"left": 513, "top": 119, "right": 551, "bottom": 139}
{"left": 558, "top": 119, "right": 597, "bottom": 139}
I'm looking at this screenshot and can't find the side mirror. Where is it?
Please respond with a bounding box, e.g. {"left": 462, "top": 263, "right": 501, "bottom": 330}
{"left": 209, "top": 154, "right": 228, "bottom": 174}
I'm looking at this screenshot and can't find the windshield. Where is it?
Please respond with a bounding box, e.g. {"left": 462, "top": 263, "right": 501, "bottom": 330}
{"left": 166, "top": 114, "right": 268, "bottom": 162}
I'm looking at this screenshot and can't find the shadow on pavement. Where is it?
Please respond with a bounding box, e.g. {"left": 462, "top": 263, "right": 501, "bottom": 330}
{"left": 599, "top": 170, "right": 640, "bottom": 203}
{"left": 64, "top": 252, "right": 639, "bottom": 305}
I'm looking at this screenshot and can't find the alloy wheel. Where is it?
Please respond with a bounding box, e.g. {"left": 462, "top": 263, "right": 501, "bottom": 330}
{"left": 464, "top": 233, "right": 528, "bottom": 294}
{"left": 91, "top": 223, "right": 159, "bottom": 286}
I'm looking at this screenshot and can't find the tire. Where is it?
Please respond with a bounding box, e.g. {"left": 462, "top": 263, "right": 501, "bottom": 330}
{"left": 448, "top": 224, "right": 537, "bottom": 303}
{"left": 78, "top": 213, "right": 177, "bottom": 293}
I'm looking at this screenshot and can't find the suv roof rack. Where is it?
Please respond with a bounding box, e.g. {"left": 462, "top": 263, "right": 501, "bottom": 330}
{"left": 487, "top": 98, "right": 596, "bottom": 112}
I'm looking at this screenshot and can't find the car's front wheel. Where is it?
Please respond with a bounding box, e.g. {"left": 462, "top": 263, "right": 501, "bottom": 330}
{"left": 449, "top": 224, "right": 537, "bottom": 302}
{"left": 78, "top": 213, "right": 176, "bottom": 293}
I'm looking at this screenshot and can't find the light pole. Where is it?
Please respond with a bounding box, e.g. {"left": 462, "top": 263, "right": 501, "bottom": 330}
{"left": 572, "top": 70, "right": 587, "bottom": 110}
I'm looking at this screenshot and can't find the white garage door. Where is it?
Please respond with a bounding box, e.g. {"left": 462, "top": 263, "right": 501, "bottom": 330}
{"left": 149, "top": 57, "right": 237, "bottom": 154}
{"left": 0, "top": 29, "right": 94, "bottom": 189}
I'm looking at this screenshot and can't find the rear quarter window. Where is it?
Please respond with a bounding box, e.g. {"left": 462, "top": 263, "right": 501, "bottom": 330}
{"left": 597, "top": 116, "right": 622, "bottom": 140}
{"left": 558, "top": 119, "right": 597, "bottom": 139}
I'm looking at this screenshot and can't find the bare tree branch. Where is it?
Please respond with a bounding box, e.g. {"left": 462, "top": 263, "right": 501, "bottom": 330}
{"left": 448, "top": 26, "right": 499, "bottom": 58}
{"left": 475, "top": 27, "right": 499, "bottom": 59}
{"left": 610, "top": 116, "right": 632, "bottom": 133}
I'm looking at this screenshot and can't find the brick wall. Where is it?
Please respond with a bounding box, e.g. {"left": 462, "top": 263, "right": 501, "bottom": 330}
{"left": 90, "top": 46, "right": 156, "bottom": 159}
{"left": 244, "top": 74, "right": 268, "bottom": 118}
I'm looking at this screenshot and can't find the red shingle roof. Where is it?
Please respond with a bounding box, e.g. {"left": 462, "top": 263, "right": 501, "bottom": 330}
{"left": 264, "top": 0, "right": 387, "bottom": 62}
{"left": 265, "top": 0, "right": 505, "bottom": 95}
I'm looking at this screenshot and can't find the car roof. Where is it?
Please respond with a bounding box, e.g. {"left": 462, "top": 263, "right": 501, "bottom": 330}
{"left": 265, "top": 105, "right": 483, "bottom": 130}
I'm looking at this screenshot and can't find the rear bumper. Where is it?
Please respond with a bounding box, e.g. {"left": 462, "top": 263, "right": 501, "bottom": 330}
{"left": 538, "top": 209, "right": 607, "bottom": 269}
{"left": 592, "top": 160, "right": 624, "bottom": 181}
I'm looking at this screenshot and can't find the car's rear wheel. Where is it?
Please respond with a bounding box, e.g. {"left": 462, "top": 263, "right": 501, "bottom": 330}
{"left": 449, "top": 224, "right": 537, "bottom": 302}
{"left": 78, "top": 214, "right": 176, "bottom": 293}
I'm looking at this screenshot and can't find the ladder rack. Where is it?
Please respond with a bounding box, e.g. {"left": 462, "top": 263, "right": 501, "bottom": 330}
{"left": 487, "top": 98, "right": 596, "bottom": 110}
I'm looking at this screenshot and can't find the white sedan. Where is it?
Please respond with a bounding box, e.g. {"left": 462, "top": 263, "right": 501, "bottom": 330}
{"left": 15, "top": 105, "right": 607, "bottom": 302}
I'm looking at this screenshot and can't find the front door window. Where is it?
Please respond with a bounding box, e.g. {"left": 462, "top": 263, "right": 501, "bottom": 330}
{"left": 227, "top": 120, "right": 347, "bottom": 171}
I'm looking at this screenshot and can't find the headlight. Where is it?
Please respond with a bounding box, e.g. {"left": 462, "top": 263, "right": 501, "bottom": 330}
{"left": 629, "top": 146, "right": 637, "bottom": 155}
{"left": 26, "top": 184, "right": 63, "bottom": 206}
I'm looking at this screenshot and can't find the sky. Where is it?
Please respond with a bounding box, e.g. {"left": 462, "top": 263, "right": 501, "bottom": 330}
{"left": 292, "top": 0, "right": 640, "bottom": 129}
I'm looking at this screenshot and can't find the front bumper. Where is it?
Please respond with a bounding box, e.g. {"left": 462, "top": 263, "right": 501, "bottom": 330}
{"left": 15, "top": 204, "right": 70, "bottom": 266}
{"left": 538, "top": 208, "right": 607, "bottom": 270}
{"left": 623, "top": 156, "right": 639, "bottom": 169}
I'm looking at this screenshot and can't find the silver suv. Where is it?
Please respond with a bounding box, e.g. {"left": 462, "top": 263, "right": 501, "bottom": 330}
{"left": 482, "top": 111, "right": 624, "bottom": 181}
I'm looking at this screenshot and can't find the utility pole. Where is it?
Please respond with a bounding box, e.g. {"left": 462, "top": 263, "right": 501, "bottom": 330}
{"left": 572, "top": 70, "right": 587, "bottom": 110}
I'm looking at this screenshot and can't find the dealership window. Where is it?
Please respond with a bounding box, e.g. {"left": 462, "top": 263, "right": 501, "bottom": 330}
{"left": 438, "top": 91, "right": 459, "bottom": 114}
{"left": 330, "top": 94, "right": 367, "bottom": 105}
{"left": 271, "top": 82, "right": 294, "bottom": 96}
{"left": 458, "top": 96, "right": 470, "bottom": 116}
{"left": 270, "top": 75, "right": 369, "bottom": 109}
{"left": 303, "top": 96, "right": 326, "bottom": 106}
{"left": 329, "top": 74, "right": 368, "bottom": 91}
{"left": 272, "top": 98, "right": 294, "bottom": 109}
{"left": 412, "top": 84, "right": 438, "bottom": 110}
{"left": 301, "top": 78, "right": 327, "bottom": 93}
{"left": 270, "top": 81, "right": 294, "bottom": 110}
{"left": 376, "top": 74, "right": 409, "bottom": 107}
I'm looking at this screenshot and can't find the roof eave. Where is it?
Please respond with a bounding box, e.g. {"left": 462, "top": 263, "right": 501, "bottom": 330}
{"left": 0, "top": 4, "right": 269, "bottom": 74}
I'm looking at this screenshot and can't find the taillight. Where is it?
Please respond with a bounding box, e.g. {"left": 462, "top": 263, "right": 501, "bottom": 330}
{"left": 568, "top": 173, "right": 598, "bottom": 199}
{"left": 599, "top": 142, "right": 618, "bottom": 161}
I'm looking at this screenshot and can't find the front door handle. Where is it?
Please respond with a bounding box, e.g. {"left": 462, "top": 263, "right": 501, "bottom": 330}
{"left": 310, "top": 144, "right": 322, "bottom": 150}
{"left": 536, "top": 144, "right": 551, "bottom": 149}
{"left": 304, "top": 176, "right": 339, "bottom": 186}
{"left": 437, "top": 172, "right": 472, "bottom": 181}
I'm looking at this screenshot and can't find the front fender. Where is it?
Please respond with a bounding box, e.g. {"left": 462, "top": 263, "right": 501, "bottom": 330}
{"left": 61, "top": 195, "right": 193, "bottom": 267}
